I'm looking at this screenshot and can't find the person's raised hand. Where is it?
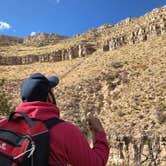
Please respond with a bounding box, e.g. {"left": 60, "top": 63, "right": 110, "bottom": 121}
{"left": 88, "top": 117, "right": 105, "bottom": 134}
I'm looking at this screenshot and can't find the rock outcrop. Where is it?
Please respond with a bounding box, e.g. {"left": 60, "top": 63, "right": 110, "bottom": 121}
{"left": 102, "top": 19, "right": 166, "bottom": 51}
{"left": 0, "top": 35, "right": 23, "bottom": 46}
{"left": 23, "top": 32, "right": 68, "bottom": 46}
{"left": 108, "top": 134, "right": 166, "bottom": 165}
{"left": 0, "top": 43, "right": 96, "bottom": 65}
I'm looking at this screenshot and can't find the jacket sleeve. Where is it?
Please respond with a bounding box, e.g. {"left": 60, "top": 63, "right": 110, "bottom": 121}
{"left": 64, "top": 122, "right": 110, "bottom": 166}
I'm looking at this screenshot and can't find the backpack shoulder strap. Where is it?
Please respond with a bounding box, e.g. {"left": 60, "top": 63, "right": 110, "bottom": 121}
{"left": 44, "top": 118, "right": 64, "bottom": 129}
{"left": 8, "top": 111, "right": 35, "bottom": 127}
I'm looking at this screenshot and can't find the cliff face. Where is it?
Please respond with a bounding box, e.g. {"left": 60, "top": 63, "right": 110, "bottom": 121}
{"left": 0, "top": 43, "right": 96, "bottom": 65}
{"left": 102, "top": 9, "right": 166, "bottom": 51}
{"left": 0, "top": 5, "right": 166, "bottom": 166}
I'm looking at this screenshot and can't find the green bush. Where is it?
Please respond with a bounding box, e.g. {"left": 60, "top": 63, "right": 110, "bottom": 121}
{"left": 0, "top": 79, "right": 11, "bottom": 117}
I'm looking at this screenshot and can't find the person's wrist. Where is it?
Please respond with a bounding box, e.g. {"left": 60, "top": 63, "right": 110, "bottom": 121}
{"left": 97, "top": 126, "right": 105, "bottom": 133}
{"left": 93, "top": 129, "right": 105, "bottom": 136}
{"left": 96, "top": 131, "right": 106, "bottom": 139}
{"left": 97, "top": 130, "right": 105, "bottom": 134}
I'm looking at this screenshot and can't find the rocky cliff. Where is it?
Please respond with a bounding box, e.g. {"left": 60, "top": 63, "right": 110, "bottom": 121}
{"left": 0, "top": 43, "right": 95, "bottom": 65}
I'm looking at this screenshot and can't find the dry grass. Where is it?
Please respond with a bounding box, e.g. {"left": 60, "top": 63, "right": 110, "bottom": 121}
{"left": 0, "top": 44, "right": 60, "bottom": 57}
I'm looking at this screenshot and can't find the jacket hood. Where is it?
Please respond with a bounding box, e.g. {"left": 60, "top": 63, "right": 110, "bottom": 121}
{"left": 16, "top": 101, "right": 60, "bottom": 121}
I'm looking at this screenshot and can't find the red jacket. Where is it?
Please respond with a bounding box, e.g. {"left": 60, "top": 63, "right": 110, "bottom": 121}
{"left": 2, "top": 102, "right": 110, "bottom": 166}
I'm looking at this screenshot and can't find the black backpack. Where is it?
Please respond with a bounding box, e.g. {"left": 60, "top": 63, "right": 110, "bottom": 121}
{"left": 0, "top": 111, "right": 64, "bottom": 166}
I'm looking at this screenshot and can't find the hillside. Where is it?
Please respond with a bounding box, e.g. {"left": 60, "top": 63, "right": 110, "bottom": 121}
{"left": 0, "top": 32, "right": 68, "bottom": 55}
{"left": 0, "top": 5, "right": 165, "bottom": 60}
{"left": 0, "top": 35, "right": 23, "bottom": 46}
{"left": 1, "top": 33, "right": 165, "bottom": 165}
{"left": 0, "top": 5, "right": 166, "bottom": 166}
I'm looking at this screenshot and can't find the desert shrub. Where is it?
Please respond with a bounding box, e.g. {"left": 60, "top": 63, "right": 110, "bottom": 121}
{"left": 156, "top": 103, "right": 166, "bottom": 124}
{"left": 0, "top": 79, "right": 11, "bottom": 117}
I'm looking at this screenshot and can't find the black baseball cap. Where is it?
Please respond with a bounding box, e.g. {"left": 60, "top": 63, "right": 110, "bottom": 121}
{"left": 21, "top": 73, "right": 59, "bottom": 102}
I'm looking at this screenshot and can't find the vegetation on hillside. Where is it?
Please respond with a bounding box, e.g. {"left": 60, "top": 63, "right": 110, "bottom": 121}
{"left": 0, "top": 80, "right": 11, "bottom": 117}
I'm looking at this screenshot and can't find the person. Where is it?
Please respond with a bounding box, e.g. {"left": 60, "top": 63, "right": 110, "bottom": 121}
{"left": 2, "top": 73, "right": 110, "bottom": 166}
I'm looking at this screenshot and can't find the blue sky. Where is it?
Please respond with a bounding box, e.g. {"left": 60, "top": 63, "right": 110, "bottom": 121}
{"left": 0, "top": 0, "right": 166, "bottom": 38}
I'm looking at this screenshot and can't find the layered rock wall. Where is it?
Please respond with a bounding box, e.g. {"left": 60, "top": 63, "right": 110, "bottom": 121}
{"left": 102, "top": 19, "right": 166, "bottom": 51}
{"left": 0, "top": 44, "right": 96, "bottom": 65}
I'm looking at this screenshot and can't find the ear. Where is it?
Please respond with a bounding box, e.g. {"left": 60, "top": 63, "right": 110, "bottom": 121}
{"left": 47, "top": 92, "right": 53, "bottom": 103}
